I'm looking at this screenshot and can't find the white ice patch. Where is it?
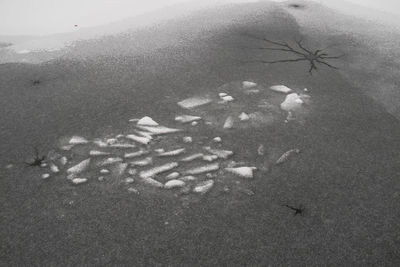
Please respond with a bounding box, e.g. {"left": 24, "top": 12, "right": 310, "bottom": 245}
{"left": 280, "top": 93, "right": 304, "bottom": 112}
{"left": 137, "top": 116, "right": 159, "bottom": 126}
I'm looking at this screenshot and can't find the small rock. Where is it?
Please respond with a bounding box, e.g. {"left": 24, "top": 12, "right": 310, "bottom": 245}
{"left": 89, "top": 150, "right": 110, "bottom": 156}
{"left": 153, "top": 148, "right": 165, "bottom": 154}
{"left": 40, "top": 163, "right": 47, "bottom": 168}
{"left": 304, "top": 88, "right": 309, "bottom": 92}
{"left": 157, "top": 148, "right": 186, "bottom": 157}
{"left": 126, "top": 134, "right": 151, "bottom": 145}
{"left": 280, "top": 93, "right": 304, "bottom": 112}
{"left": 184, "top": 163, "right": 219, "bottom": 175}
{"left": 203, "top": 147, "right": 233, "bottom": 159}
{"left": 142, "top": 177, "right": 164, "bottom": 188}
{"left": 178, "top": 97, "right": 212, "bottom": 109}
{"left": 130, "top": 157, "right": 153, "bottom": 167}
{"left": 221, "top": 95, "right": 234, "bottom": 102}
{"left": 202, "top": 155, "right": 218, "bottom": 162}
{"left": 60, "top": 145, "right": 74, "bottom": 151}
{"left": 219, "top": 92, "right": 228, "bottom": 97}
{"left": 175, "top": 115, "right": 202, "bottom": 124}
{"left": 59, "top": 157, "right": 68, "bottom": 166}
{"left": 276, "top": 149, "right": 300, "bottom": 165}
{"left": 41, "top": 173, "right": 50, "bottom": 179}
{"left": 98, "top": 157, "right": 122, "bottom": 167}
{"left": 98, "top": 176, "right": 105, "bottom": 181}
{"left": 191, "top": 121, "right": 198, "bottom": 126}
{"left": 242, "top": 81, "right": 257, "bottom": 89}
{"left": 49, "top": 163, "right": 60, "bottom": 173}
{"left": 67, "top": 159, "right": 91, "bottom": 174}
{"left": 179, "top": 175, "right": 197, "bottom": 182}
{"left": 182, "top": 136, "right": 193, "bottom": 143}
{"left": 106, "top": 138, "right": 118, "bottom": 145}
{"left": 181, "top": 153, "right": 203, "bottom": 162}
{"left": 206, "top": 173, "right": 215, "bottom": 178}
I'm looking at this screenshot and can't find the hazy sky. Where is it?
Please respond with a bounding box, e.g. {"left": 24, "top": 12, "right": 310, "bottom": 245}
{"left": 1, "top": 0, "right": 399, "bottom": 35}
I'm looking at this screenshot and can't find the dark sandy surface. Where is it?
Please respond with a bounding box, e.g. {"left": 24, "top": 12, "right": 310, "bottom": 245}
{"left": 1, "top": 1, "right": 400, "bottom": 266}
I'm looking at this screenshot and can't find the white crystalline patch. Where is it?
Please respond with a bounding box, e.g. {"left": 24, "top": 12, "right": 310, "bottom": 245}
{"left": 130, "top": 157, "right": 153, "bottom": 167}
{"left": 203, "top": 147, "right": 233, "bottom": 159}
{"left": 239, "top": 112, "right": 250, "bottom": 121}
{"left": 69, "top": 136, "right": 88, "bottom": 145}
{"left": 184, "top": 163, "right": 219, "bottom": 175}
{"left": 280, "top": 93, "right": 304, "bottom": 112}
{"left": 225, "top": 167, "right": 256, "bottom": 179}
{"left": 124, "top": 150, "right": 149, "bottom": 159}
{"left": 89, "top": 150, "right": 110, "bottom": 156}
{"left": 164, "top": 179, "right": 186, "bottom": 189}
{"left": 180, "top": 153, "right": 204, "bottom": 162}
{"left": 136, "top": 125, "right": 182, "bottom": 135}
{"left": 137, "top": 116, "right": 159, "bottom": 126}
{"left": 139, "top": 162, "right": 179, "bottom": 179}
{"left": 157, "top": 148, "right": 186, "bottom": 157}
{"left": 178, "top": 97, "right": 212, "bottom": 109}
{"left": 221, "top": 95, "right": 234, "bottom": 102}
{"left": 223, "top": 116, "right": 234, "bottom": 129}
{"left": 67, "top": 159, "right": 91, "bottom": 174}
{"left": 193, "top": 180, "right": 214, "bottom": 194}
{"left": 175, "top": 115, "right": 202, "bottom": 124}
{"left": 165, "top": 172, "right": 180, "bottom": 180}
{"left": 126, "top": 134, "right": 151, "bottom": 145}
{"left": 270, "top": 85, "right": 293, "bottom": 94}
{"left": 242, "top": 81, "right": 257, "bottom": 89}
{"left": 72, "top": 178, "right": 88, "bottom": 185}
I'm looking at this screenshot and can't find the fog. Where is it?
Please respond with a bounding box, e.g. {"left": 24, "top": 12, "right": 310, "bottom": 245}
{"left": 1, "top": 0, "right": 399, "bottom": 36}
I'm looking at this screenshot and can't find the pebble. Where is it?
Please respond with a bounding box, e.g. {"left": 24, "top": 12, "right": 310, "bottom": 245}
{"left": 191, "top": 121, "right": 198, "bottom": 126}
{"left": 41, "top": 173, "right": 50, "bottom": 179}
{"left": 213, "top": 137, "right": 222, "bottom": 143}
{"left": 125, "top": 177, "right": 135, "bottom": 184}
{"left": 182, "top": 136, "right": 193, "bottom": 143}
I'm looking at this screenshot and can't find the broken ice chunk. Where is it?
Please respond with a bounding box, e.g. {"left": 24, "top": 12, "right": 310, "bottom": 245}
{"left": 276, "top": 149, "right": 300, "bottom": 165}
{"left": 225, "top": 167, "right": 256, "bottom": 179}
{"left": 242, "top": 81, "right": 257, "bottom": 89}
{"left": 239, "top": 112, "right": 250, "bottom": 121}
{"left": 124, "top": 150, "right": 149, "bottom": 159}
{"left": 223, "top": 116, "right": 234, "bottom": 129}
{"left": 175, "top": 115, "right": 202, "bottom": 124}
{"left": 67, "top": 159, "right": 91, "bottom": 175}
{"left": 69, "top": 136, "right": 89, "bottom": 145}
{"left": 130, "top": 157, "right": 153, "bottom": 167}
{"left": 280, "top": 93, "right": 303, "bottom": 112}
{"left": 71, "top": 178, "right": 88, "bottom": 185}
{"left": 180, "top": 153, "right": 204, "bottom": 162}
{"left": 137, "top": 116, "right": 159, "bottom": 126}
{"left": 221, "top": 95, "right": 234, "bottom": 102}
{"left": 98, "top": 157, "right": 123, "bottom": 167}
{"left": 139, "top": 162, "right": 179, "bottom": 179}
{"left": 165, "top": 172, "right": 180, "bottom": 180}
{"left": 184, "top": 163, "right": 219, "bottom": 175}
{"left": 203, "top": 147, "right": 233, "bottom": 159}
{"left": 49, "top": 163, "right": 60, "bottom": 173}
{"left": 157, "top": 148, "right": 186, "bottom": 157}
{"left": 142, "top": 177, "right": 164, "bottom": 188}
{"left": 136, "top": 125, "right": 182, "bottom": 135}
{"left": 164, "top": 179, "right": 186, "bottom": 189}
{"left": 270, "top": 85, "right": 293, "bottom": 94}
{"left": 202, "top": 155, "right": 218, "bottom": 162}
{"left": 128, "top": 187, "right": 139, "bottom": 194}
{"left": 126, "top": 134, "right": 151, "bottom": 145}
{"left": 178, "top": 96, "right": 212, "bottom": 109}
{"left": 109, "top": 143, "right": 136, "bottom": 148}
{"left": 89, "top": 150, "right": 110, "bottom": 156}
{"left": 213, "top": 137, "right": 222, "bottom": 143}
{"left": 182, "top": 136, "right": 193, "bottom": 143}
{"left": 193, "top": 180, "right": 214, "bottom": 194}
{"left": 100, "top": 169, "right": 110, "bottom": 174}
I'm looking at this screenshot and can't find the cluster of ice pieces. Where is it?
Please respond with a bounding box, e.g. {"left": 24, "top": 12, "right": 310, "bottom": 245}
{"left": 34, "top": 81, "right": 307, "bottom": 199}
